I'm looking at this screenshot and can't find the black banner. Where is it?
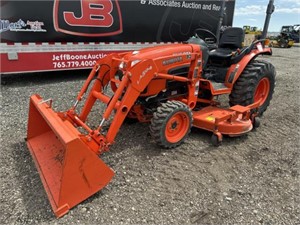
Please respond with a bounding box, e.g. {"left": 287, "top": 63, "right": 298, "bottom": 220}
{"left": 0, "top": 0, "right": 235, "bottom": 43}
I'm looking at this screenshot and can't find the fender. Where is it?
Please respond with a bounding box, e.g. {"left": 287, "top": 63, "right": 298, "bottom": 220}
{"left": 225, "top": 42, "right": 272, "bottom": 88}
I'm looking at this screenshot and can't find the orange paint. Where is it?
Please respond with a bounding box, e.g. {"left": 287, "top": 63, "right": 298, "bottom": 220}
{"left": 26, "top": 40, "right": 272, "bottom": 217}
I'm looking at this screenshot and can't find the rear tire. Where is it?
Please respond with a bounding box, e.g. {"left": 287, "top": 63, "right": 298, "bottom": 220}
{"left": 150, "top": 101, "right": 193, "bottom": 148}
{"left": 229, "top": 60, "right": 276, "bottom": 116}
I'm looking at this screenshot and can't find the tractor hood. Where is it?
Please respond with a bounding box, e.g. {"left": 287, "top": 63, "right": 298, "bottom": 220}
{"left": 122, "top": 43, "right": 197, "bottom": 63}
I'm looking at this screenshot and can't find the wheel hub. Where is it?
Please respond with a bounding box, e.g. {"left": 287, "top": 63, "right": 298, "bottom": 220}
{"left": 171, "top": 121, "right": 178, "bottom": 130}
{"left": 254, "top": 77, "right": 270, "bottom": 106}
{"left": 165, "top": 112, "right": 189, "bottom": 143}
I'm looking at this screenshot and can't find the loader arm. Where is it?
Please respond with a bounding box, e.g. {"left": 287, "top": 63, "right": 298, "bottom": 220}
{"left": 70, "top": 51, "right": 202, "bottom": 147}
{"left": 65, "top": 57, "right": 158, "bottom": 148}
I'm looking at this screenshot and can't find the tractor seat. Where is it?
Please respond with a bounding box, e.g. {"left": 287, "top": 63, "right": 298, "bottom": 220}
{"left": 209, "top": 48, "right": 233, "bottom": 60}
{"left": 209, "top": 27, "right": 245, "bottom": 66}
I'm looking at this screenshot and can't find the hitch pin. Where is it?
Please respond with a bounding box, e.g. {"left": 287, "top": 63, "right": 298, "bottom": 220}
{"left": 39, "top": 99, "right": 53, "bottom": 108}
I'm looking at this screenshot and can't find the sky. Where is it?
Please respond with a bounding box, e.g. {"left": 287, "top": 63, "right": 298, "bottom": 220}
{"left": 232, "top": 0, "right": 300, "bottom": 32}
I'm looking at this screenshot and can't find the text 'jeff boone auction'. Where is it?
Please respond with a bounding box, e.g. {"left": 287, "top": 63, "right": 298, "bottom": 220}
{"left": 52, "top": 53, "right": 107, "bottom": 69}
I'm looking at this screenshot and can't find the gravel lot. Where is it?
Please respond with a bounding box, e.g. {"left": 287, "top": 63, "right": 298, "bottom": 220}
{"left": 1, "top": 45, "right": 299, "bottom": 224}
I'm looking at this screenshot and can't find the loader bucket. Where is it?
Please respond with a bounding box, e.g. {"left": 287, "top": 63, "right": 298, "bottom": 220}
{"left": 26, "top": 94, "right": 114, "bottom": 218}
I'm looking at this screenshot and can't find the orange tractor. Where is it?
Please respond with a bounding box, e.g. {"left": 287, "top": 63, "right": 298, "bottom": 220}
{"left": 26, "top": 27, "right": 275, "bottom": 217}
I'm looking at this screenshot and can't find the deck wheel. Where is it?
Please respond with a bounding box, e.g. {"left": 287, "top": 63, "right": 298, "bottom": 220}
{"left": 211, "top": 133, "right": 222, "bottom": 147}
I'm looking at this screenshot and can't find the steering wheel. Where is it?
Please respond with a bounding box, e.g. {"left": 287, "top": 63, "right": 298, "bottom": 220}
{"left": 194, "top": 28, "right": 217, "bottom": 45}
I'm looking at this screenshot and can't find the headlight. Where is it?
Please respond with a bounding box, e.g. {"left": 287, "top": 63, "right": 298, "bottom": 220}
{"left": 119, "top": 61, "right": 126, "bottom": 69}
{"left": 131, "top": 60, "right": 141, "bottom": 67}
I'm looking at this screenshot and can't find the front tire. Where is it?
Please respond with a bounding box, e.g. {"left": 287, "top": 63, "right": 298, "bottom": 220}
{"left": 229, "top": 60, "right": 276, "bottom": 116}
{"left": 150, "top": 101, "right": 193, "bottom": 148}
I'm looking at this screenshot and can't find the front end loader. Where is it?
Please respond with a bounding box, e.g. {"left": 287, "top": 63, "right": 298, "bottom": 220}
{"left": 26, "top": 33, "right": 275, "bottom": 217}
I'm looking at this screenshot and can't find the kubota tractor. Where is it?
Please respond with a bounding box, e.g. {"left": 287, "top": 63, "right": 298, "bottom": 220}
{"left": 26, "top": 27, "right": 275, "bottom": 217}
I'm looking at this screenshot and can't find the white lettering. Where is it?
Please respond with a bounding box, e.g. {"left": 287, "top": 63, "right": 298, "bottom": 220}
{"left": 137, "top": 66, "right": 153, "bottom": 84}
{"left": 51, "top": 53, "right": 108, "bottom": 69}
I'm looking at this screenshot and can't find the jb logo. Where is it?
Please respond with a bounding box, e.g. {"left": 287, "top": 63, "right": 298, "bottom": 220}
{"left": 53, "top": 0, "right": 122, "bottom": 37}
{"left": 64, "top": 0, "right": 113, "bottom": 27}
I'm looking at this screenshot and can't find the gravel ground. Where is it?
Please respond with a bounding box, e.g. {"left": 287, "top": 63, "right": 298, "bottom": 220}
{"left": 1, "top": 45, "right": 300, "bottom": 224}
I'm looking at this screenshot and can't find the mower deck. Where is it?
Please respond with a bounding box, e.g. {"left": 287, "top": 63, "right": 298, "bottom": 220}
{"left": 192, "top": 105, "right": 253, "bottom": 136}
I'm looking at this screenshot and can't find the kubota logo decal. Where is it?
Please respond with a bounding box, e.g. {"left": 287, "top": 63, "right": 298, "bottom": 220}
{"left": 53, "top": 0, "right": 122, "bottom": 37}
{"left": 162, "top": 56, "right": 183, "bottom": 66}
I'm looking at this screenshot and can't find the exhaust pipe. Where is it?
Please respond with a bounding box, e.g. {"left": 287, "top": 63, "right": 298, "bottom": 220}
{"left": 261, "top": 0, "right": 275, "bottom": 39}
